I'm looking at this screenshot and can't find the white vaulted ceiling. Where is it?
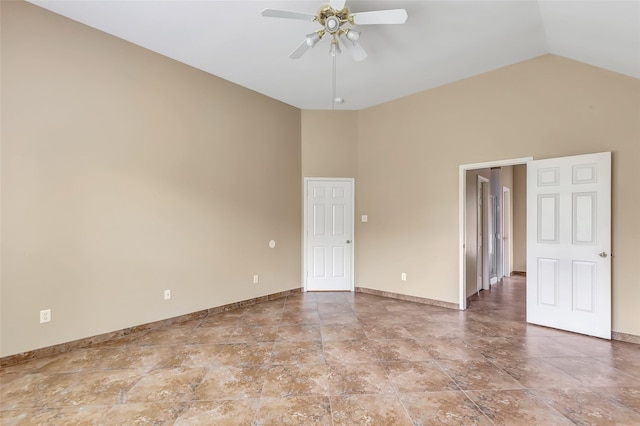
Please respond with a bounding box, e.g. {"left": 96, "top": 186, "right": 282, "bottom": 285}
{"left": 27, "top": 1, "right": 640, "bottom": 110}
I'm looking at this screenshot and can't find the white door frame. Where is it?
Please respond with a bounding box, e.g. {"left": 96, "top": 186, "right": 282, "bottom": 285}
{"left": 459, "top": 157, "right": 532, "bottom": 309}
{"left": 477, "top": 175, "right": 490, "bottom": 293}
{"left": 303, "top": 177, "right": 355, "bottom": 292}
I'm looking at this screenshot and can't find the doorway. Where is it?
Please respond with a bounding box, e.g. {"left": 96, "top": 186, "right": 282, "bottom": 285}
{"left": 458, "top": 157, "right": 532, "bottom": 309}
{"left": 460, "top": 153, "right": 612, "bottom": 339}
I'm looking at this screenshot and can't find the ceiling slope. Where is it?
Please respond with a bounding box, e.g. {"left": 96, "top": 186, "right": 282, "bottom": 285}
{"left": 27, "top": 1, "right": 640, "bottom": 110}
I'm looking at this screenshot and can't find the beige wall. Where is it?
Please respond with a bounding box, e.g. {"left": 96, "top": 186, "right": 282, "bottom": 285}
{"left": 512, "top": 165, "right": 527, "bottom": 272}
{"left": 356, "top": 55, "right": 640, "bottom": 336}
{"left": 1, "top": 2, "right": 302, "bottom": 356}
{"left": 301, "top": 110, "right": 357, "bottom": 178}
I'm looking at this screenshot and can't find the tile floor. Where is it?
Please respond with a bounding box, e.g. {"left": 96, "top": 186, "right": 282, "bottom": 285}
{"left": 1, "top": 276, "right": 639, "bottom": 425}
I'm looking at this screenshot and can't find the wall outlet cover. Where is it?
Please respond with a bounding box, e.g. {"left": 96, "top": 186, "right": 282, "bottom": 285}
{"left": 40, "top": 309, "right": 51, "bottom": 323}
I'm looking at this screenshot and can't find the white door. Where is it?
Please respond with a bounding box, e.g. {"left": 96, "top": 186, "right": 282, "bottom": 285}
{"left": 527, "top": 152, "right": 611, "bottom": 339}
{"left": 305, "top": 179, "right": 354, "bottom": 291}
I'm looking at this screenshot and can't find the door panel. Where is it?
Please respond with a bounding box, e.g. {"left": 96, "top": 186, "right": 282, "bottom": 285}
{"left": 306, "top": 179, "right": 353, "bottom": 291}
{"left": 527, "top": 152, "right": 611, "bottom": 339}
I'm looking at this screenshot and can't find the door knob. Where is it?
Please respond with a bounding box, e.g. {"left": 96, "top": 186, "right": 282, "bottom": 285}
{"left": 599, "top": 251, "right": 608, "bottom": 258}
{"left": 346, "top": 240, "right": 352, "bottom": 244}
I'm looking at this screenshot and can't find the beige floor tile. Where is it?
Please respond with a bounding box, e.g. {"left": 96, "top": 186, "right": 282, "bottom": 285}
{"left": 125, "top": 366, "right": 207, "bottom": 403}
{"left": 372, "top": 338, "right": 433, "bottom": 362}
{"left": 385, "top": 361, "right": 459, "bottom": 393}
{"left": 327, "top": 362, "right": 394, "bottom": 395}
{"left": 104, "top": 402, "right": 187, "bottom": 424}
{"left": 1, "top": 406, "right": 110, "bottom": 426}
{"left": 240, "top": 312, "right": 283, "bottom": 327}
{"left": 0, "top": 372, "right": 80, "bottom": 409}
{"left": 194, "top": 365, "right": 268, "bottom": 400}
{"left": 361, "top": 323, "right": 414, "bottom": 340}
{"left": 49, "top": 369, "right": 141, "bottom": 407}
{"left": 198, "top": 311, "right": 244, "bottom": 328}
{"left": 154, "top": 344, "right": 232, "bottom": 368}
{"left": 322, "top": 340, "right": 380, "bottom": 363}
{"left": 592, "top": 386, "right": 640, "bottom": 414}
{"left": 36, "top": 348, "right": 104, "bottom": 374}
{"left": 253, "top": 396, "right": 332, "bottom": 425}
{"left": 330, "top": 394, "right": 413, "bottom": 426}
{"left": 544, "top": 356, "right": 640, "bottom": 387}
{"left": 90, "top": 345, "right": 174, "bottom": 372}
{"left": 280, "top": 311, "right": 322, "bottom": 325}
{"left": 592, "top": 353, "right": 640, "bottom": 379}
{"left": 231, "top": 325, "right": 279, "bottom": 343}
{"left": 261, "top": 364, "right": 329, "bottom": 397}
{"left": 437, "top": 358, "right": 524, "bottom": 391}
{"left": 175, "top": 399, "right": 259, "bottom": 425}
{"left": 399, "top": 391, "right": 493, "bottom": 425}
{"left": 270, "top": 341, "right": 325, "bottom": 365}
{"left": 276, "top": 325, "right": 322, "bottom": 342}
{"left": 467, "top": 389, "right": 574, "bottom": 425}
{"left": 320, "top": 324, "right": 367, "bottom": 341}
{"left": 533, "top": 387, "right": 640, "bottom": 425}
{"left": 418, "top": 337, "right": 484, "bottom": 361}
{"left": 494, "top": 357, "right": 583, "bottom": 389}
{"left": 187, "top": 325, "right": 238, "bottom": 344}
{"left": 318, "top": 312, "right": 359, "bottom": 325}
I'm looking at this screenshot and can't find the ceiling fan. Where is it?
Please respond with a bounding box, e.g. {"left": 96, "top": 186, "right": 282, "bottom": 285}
{"left": 262, "top": 0, "right": 408, "bottom": 61}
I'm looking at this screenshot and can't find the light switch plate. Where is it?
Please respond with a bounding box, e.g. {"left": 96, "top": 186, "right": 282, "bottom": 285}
{"left": 361, "top": 215, "right": 368, "bottom": 223}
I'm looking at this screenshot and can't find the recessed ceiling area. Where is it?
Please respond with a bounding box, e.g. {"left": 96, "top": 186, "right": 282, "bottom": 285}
{"left": 27, "top": 1, "right": 640, "bottom": 110}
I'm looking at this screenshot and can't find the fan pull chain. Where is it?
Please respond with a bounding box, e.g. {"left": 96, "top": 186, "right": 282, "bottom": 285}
{"left": 332, "top": 53, "right": 337, "bottom": 110}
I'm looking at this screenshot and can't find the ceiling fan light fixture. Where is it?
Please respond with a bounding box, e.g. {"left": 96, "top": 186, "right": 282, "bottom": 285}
{"left": 305, "top": 31, "right": 322, "bottom": 47}
{"left": 325, "top": 15, "right": 341, "bottom": 33}
{"left": 263, "top": 1, "right": 408, "bottom": 61}
{"left": 345, "top": 29, "right": 360, "bottom": 43}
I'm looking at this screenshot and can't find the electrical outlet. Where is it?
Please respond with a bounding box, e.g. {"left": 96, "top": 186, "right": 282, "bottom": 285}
{"left": 401, "top": 272, "right": 407, "bottom": 281}
{"left": 253, "top": 275, "right": 259, "bottom": 284}
{"left": 164, "top": 289, "right": 171, "bottom": 300}
{"left": 40, "top": 309, "right": 51, "bottom": 323}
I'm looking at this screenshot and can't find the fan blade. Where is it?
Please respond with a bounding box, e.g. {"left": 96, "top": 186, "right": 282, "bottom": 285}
{"left": 351, "top": 9, "right": 408, "bottom": 25}
{"left": 289, "top": 40, "right": 311, "bottom": 59}
{"left": 261, "top": 8, "right": 316, "bottom": 21}
{"left": 329, "top": 0, "right": 346, "bottom": 10}
{"left": 338, "top": 34, "right": 368, "bottom": 62}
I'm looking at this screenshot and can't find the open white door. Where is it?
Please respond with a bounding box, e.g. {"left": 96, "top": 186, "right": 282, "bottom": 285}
{"left": 305, "top": 179, "right": 354, "bottom": 291}
{"left": 527, "top": 152, "right": 611, "bottom": 339}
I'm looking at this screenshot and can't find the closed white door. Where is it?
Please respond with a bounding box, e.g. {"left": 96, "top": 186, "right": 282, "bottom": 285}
{"left": 305, "top": 179, "right": 354, "bottom": 292}
{"left": 527, "top": 152, "right": 611, "bottom": 339}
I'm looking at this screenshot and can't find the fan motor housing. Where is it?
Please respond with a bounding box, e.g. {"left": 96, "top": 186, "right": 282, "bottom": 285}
{"left": 318, "top": 5, "right": 349, "bottom": 31}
